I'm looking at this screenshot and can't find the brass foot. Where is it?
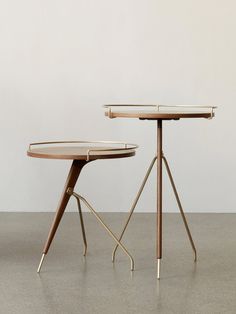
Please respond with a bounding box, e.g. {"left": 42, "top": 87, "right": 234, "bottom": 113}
{"left": 37, "top": 253, "right": 46, "bottom": 273}
{"left": 157, "top": 259, "right": 161, "bottom": 280}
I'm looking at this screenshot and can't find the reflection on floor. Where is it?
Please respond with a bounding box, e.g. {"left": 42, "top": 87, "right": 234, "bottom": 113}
{"left": 0, "top": 213, "right": 235, "bottom": 314}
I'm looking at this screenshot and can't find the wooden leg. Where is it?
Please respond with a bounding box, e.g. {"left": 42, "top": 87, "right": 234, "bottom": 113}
{"left": 157, "top": 120, "right": 162, "bottom": 279}
{"left": 37, "top": 160, "right": 86, "bottom": 272}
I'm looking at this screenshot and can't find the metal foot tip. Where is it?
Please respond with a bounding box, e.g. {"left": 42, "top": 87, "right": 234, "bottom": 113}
{"left": 157, "top": 259, "right": 161, "bottom": 280}
{"left": 37, "top": 253, "right": 45, "bottom": 273}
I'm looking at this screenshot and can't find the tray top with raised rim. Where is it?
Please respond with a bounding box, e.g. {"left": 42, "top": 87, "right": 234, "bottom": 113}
{"left": 27, "top": 141, "right": 137, "bottom": 161}
{"left": 104, "top": 105, "right": 217, "bottom": 120}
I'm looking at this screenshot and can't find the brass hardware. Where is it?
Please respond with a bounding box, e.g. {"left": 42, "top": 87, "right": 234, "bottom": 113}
{"left": 37, "top": 253, "right": 45, "bottom": 273}
{"left": 67, "top": 189, "right": 135, "bottom": 271}
{"left": 157, "top": 259, "right": 161, "bottom": 280}
{"left": 104, "top": 104, "right": 159, "bottom": 108}
{"left": 76, "top": 197, "right": 87, "bottom": 256}
{"left": 86, "top": 143, "right": 138, "bottom": 161}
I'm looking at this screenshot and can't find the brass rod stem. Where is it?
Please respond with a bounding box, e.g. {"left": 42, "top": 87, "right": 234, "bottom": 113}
{"left": 162, "top": 156, "right": 197, "bottom": 261}
{"left": 76, "top": 198, "right": 87, "bottom": 256}
{"left": 112, "top": 156, "right": 157, "bottom": 262}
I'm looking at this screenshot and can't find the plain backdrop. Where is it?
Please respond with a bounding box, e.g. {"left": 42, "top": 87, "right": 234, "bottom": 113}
{"left": 0, "top": 0, "right": 235, "bottom": 212}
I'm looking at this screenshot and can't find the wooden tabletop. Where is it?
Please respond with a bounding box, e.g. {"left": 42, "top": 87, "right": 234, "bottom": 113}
{"left": 27, "top": 145, "right": 136, "bottom": 160}
{"left": 104, "top": 105, "right": 216, "bottom": 120}
{"left": 105, "top": 110, "right": 214, "bottom": 120}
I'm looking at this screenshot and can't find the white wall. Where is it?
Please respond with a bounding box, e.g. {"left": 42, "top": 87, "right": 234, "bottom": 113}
{"left": 0, "top": 0, "right": 235, "bottom": 212}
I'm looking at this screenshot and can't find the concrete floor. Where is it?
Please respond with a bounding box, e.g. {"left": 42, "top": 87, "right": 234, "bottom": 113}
{"left": 0, "top": 213, "right": 236, "bottom": 314}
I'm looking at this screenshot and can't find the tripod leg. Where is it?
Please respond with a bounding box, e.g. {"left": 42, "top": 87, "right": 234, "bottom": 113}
{"left": 112, "top": 156, "right": 157, "bottom": 262}
{"left": 76, "top": 198, "right": 87, "bottom": 256}
{"left": 162, "top": 155, "right": 197, "bottom": 261}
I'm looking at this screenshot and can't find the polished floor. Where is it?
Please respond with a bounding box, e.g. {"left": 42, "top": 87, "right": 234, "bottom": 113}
{"left": 0, "top": 213, "right": 235, "bottom": 314}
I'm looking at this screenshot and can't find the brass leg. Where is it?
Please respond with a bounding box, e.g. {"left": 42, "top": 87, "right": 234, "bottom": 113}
{"left": 37, "top": 160, "right": 87, "bottom": 273}
{"left": 76, "top": 197, "right": 87, "bottom": 256}
{"left": 69, "top": 190, "right": 135, "bottom": 271}
{"left": 162, "top": 155, "right": 197, "bottom": 261}
{"left": 157, "top": 120, "right": 163, "bottom": 279}
{"left": 112, "top": 156, "right": 157, "bottom": 262}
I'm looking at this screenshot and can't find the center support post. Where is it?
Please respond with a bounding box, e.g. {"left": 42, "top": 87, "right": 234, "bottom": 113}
{"left": 157, "top": 119, "right": 162, "bottom": 279}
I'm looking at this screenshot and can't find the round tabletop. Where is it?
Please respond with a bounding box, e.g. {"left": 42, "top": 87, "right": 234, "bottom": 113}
{"left": 27, "top": 141, "right": 137, "bottom": 161}
{"left": 104, "top": 105, "right": 216, "bottom": 120}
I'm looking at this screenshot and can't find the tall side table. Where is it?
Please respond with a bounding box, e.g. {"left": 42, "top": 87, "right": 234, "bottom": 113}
{"left": 104, "top": 105, "right": 216, "bottom": 279}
